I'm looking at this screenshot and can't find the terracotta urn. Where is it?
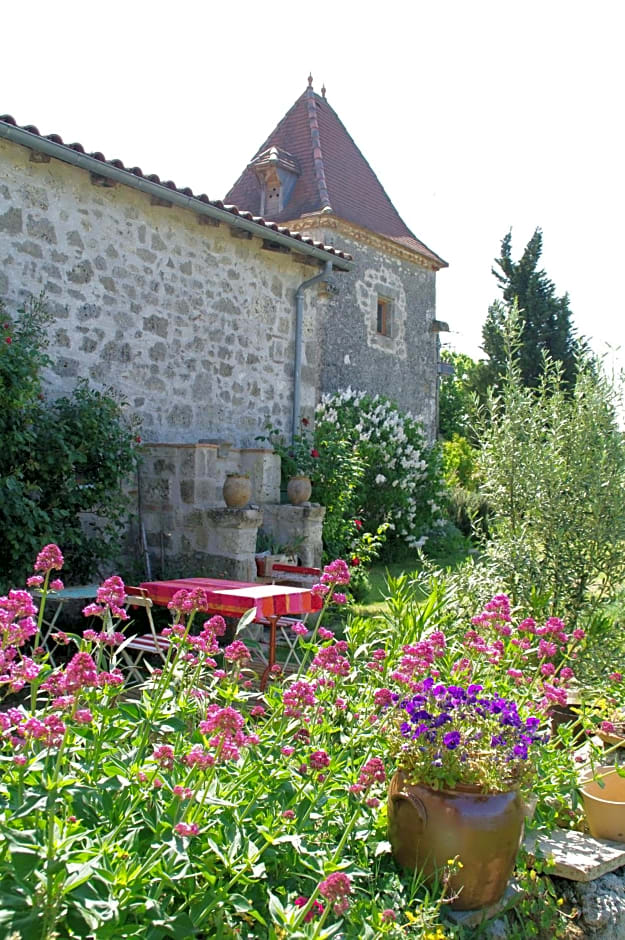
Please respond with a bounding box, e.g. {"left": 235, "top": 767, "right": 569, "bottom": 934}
{"left": 388, "top": 771, "right": 524, "bottom": 910}
{"left": 222, "top": 473, "right": 252, "bottom": 509}
{"left": 581, "top": 766, "right": 625, "bottom": 842}
{"left": 287, "top": 475, "right": 312, "bottom": 506}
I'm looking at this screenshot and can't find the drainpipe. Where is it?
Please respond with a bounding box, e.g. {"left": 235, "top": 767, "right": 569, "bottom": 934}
{"left": 293, "top": 261, "right": 333, "bottom": 442}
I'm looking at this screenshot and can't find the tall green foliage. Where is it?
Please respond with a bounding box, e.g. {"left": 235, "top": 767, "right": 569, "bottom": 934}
{"left": 474, "top": 312, "right": 625, "bottom": 625}
{"left": 479, "top": 229, "right": 582, "bottom": 392}
{"left": 0, "top": 296, "right": 139, "bottom": 587}
{"left": 438, "top": 350, "right": 480, "bottom": 440}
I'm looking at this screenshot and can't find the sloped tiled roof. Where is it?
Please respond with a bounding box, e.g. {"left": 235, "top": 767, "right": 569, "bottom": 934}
{"left": 225, "top": 82, "right": 447, "bottom": 269}
{"left": 0, "top": 114, "right": 352, "bottom": 264}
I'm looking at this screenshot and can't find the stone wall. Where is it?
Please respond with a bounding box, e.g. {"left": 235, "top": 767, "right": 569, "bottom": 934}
{"left": 0, "top": 136, "right": 331, "bottom": 447}
{"left": 290, "top": 218, "right": 439, "bottom": 441}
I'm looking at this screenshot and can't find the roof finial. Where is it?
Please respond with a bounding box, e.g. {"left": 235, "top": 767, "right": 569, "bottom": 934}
{"left": 307, "top": 73, "right": 313, "bottom": 87}
{"left": 321, "top": 82, "right": 326, "bottom": 98}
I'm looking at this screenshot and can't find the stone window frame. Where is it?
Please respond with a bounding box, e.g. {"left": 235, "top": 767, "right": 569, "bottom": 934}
{"left": 370, "top": 284, "right": 401, "bottom": 352}
{"left": 376, "top": 295, "right": 393, "bottom": 337}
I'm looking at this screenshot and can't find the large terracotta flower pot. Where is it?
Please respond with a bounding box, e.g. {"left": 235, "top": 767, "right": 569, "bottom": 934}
{"left": 287, "top": 475, "right": 312, "bottom": 505}
{"left": 581, "top": 766, "right": 625, "bottom": 842}
{"left": 388, "top": 771, "right": 524, "bottom": 910}
{"left": 223, "top": 474, "right": 252, "bottom": 509}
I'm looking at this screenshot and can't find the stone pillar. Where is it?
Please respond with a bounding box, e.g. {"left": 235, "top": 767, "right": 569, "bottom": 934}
{"left": 260, "top": 504, "right": 325, "bottom": 569}
{"left": 202, "top": 508, "right": 263, "bottom": 581}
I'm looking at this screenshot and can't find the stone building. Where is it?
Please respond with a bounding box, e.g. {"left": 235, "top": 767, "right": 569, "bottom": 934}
{"left": 226, "top": 76, "right": 448, "bottom": 440}
{"left": 0, "top": 85, "right": 446, "bottom": 577}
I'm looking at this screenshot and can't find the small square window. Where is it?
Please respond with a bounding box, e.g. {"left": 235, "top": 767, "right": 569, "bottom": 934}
{"left": 377, "top": 297, "right": 392, "bottom": 337}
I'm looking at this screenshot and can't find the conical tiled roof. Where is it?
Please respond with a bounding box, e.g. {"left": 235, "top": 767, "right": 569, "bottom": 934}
{"left": 226, "top": 81, "right": 446, "bottom": 268}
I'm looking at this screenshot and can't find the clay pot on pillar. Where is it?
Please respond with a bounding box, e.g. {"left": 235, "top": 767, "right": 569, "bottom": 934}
{"left": 223, "top": 473, "right": 252, "bottom": 509}
{"left": 287, "top": 475, "right": 312, "bottom": 506}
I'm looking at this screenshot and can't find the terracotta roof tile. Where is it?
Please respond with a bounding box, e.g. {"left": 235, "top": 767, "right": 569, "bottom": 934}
{"left": 0, "top": 114, "right": 351, "bottom": 263}
{"left": 225, "top": 86, "right": 446, "bottom": 268}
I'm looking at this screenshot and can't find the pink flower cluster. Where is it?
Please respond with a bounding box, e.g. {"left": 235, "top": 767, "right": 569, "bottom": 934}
{"left": 350, "top": 757, "right": 386, "bottom": 806}
{"left": 82, "top": 576, "right": 128, "bottom": 621}
{"left": 390, "top": 634, "right": 446, "bottom": 691}
{"left": 312, "top": 640, "right": 350, "bottom": 677}
{"left": 283, "top": 680, "right": 317, "bottom": 718}
{"left": 167, "top": 588, "right": 210, "bottom": 615}
{"left": 34, "top": 543, "right": 64, "bottom": 573}
{"left": 195, "top": 705, "right": 257, "bottom": 762}
{"left": 319, "top": 871, "right": 352, "bottom": 915}
{"left": 0, "top": 590, "right": 39, "bottom": 690}
{"left": 467, "top": 595, "right": 581, "bottom": 709}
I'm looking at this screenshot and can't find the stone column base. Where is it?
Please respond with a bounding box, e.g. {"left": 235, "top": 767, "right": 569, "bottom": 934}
{"left": 260, "top": 504, "right": 325, "bottom": 569}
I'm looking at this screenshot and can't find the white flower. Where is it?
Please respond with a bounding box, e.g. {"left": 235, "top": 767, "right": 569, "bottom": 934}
{"left": 375, "top": 474, "right": 386, "bottom": 485}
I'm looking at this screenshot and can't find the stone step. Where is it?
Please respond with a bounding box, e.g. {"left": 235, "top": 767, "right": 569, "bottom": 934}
{"left": 525, "top": 828, "right": 625, "bottom": 882}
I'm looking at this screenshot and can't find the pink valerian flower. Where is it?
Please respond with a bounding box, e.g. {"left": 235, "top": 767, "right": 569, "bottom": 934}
{"left": 372, "top": 648, "right": 387, "bottom": 661}
{"left": 153, "top": 744, "right": 175, "bottom": 769}
{"left": 318, "top": 627, "right": 334, "bottom": 640}
{"left": 610, "top": 673, "right": 623, "bottom": 683}
{"left": 282, "top": 809, "right": 296, "bottom": 820}
{"left": 74, "top": 709, "right": 93, "bottom": 724}
{"left": 200, "top": 705, "right": 245, "bottom": 737}
{"left": 1, "top": 590, "right": 38, "bottom": 622}
{"left": 34, "top": 544, "right": 64, "bottom": 573}
{"left": 312, "top": 641, "right": 350, "bottom": 677}
{"left": 381, "top": 909, "right": 396, "bottom": 923}
{"left": 541, "top": 663, "right": 556, "bottom": 677}
{"left": 538, "top": 639, "right": 558, "bottom": 659}
{"left": 97, "top": 669, "right": 124, "bottom": 687}
{"left": 23, "top": 714, "right": 66, "bottom": 748}
{"left": 311, "top": 583, "right": 329, "bottom": 598}
{"left": 174, "top": 822, "right": 200, "bottom": 837}
{"left": 374, "top": 688, "right": 394, "bottom": 708}
{"left": 283, "top": 680, "right": 317, "bottom": 718}
{"left": 223, "top": 640, "right": 251, "bottom": 662}
{"left": 183, "top": 746, "right": 215, "bottom": 770}
{"left": 357, "top": 757, "right": 386, "bottom": 789}
{"left": 601, "top": 720, "right": 616, "bottom": 733}
{"left": 51, "top": 631, "right": 70, "bottom": 645}
{"left": 49, "top": 579, "right": 64, "bottom": 592}
{"left": 291, "top": 621, "right": 308, "bottom": 637}
{"left": 167, "top": 588, "right": 209, "bottom": 615}
{"left": 309, "top": 749, "right": 330, "bottom": 770}
{"left": 332, "top": 593, "right": 347, "bottom": 605}
{"left": 294, "top": 896, "right": 325, "bottom": 922}
{"left": 251, "top": 705, "right": 266, "bottom": 717}
{"left": 319, "top": 872, "right": 352, "bottom": 915}
{"left": 366, "top": 796, "right": 380, "bottom": 808}
{"left": 320, "top": 559, "right": 351, "bottom": 586}
{"left": 173, "top": 785, "right": 194, "bottom": 800}
{"left": 26, "top": 575, "right": 44, "bottom": 588}
{"left": 281, "top": 746, "right": 295, "bottom": 756}
{"left": 204, "top": 615, "right": 227, "bottom": 637}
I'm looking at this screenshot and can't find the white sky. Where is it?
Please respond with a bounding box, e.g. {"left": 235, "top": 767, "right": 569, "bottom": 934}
{"left": 3, "top": 0, "right": 624, "bottom": 364}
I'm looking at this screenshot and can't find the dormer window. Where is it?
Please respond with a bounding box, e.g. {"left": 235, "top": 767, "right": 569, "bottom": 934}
{"left": 249, "top": 146, "right": 300, "bottom": 219}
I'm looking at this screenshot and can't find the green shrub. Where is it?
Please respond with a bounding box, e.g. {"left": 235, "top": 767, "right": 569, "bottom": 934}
{"left": 430, "top": 310, "right": 625, "bottom": 628}
{"left": 0, "top": 296, "right": 139, "bottom": 587}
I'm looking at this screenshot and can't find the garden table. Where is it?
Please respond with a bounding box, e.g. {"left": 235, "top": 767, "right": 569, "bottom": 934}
{"left": 138, "top": 577, "right": 322, "bottom": 689}
{"left": 35, "top": 584, "right": 100, "bottom": 665}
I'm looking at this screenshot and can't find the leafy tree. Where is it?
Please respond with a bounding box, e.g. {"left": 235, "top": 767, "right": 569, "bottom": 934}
{"left": 438, "top": 350, "right": 480, "bottom": 440}
{"left": 480, "top": 228, "right": 582, "bottom": 391}
{"left": 0, "top": 296, "right": 139, "bottom": 588}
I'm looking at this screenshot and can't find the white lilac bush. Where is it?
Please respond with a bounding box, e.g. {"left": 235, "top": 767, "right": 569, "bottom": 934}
{"left": 315, "top": 389, "right": 445, "bottom": 551}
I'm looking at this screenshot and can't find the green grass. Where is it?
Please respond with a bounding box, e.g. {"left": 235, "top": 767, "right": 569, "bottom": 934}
{"left": 351, "top": 527, "right": 474, "bottom": 617}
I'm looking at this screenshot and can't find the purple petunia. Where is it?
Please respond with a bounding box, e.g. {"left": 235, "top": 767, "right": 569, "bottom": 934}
{"left": 443, "top": 731, "right": 461, "bottom": 750}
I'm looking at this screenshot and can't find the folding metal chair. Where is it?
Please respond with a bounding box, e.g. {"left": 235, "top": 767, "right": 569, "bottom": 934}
{"left": 119, "top": 587, "right": 170, "bottom": 684}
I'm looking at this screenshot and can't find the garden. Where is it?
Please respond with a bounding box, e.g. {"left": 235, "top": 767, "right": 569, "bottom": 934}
{"left": 5, "top": 295, "right": 625, "bottom": 938}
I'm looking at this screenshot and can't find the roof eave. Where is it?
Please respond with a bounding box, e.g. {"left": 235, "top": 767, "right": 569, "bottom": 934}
{"left": 0, "top": 120, "right": 352, "bottom": 271}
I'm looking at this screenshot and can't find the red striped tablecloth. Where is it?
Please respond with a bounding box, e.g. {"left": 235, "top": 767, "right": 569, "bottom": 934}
{"left": 138, "top": 577, "right": 322, "bottom": 620}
